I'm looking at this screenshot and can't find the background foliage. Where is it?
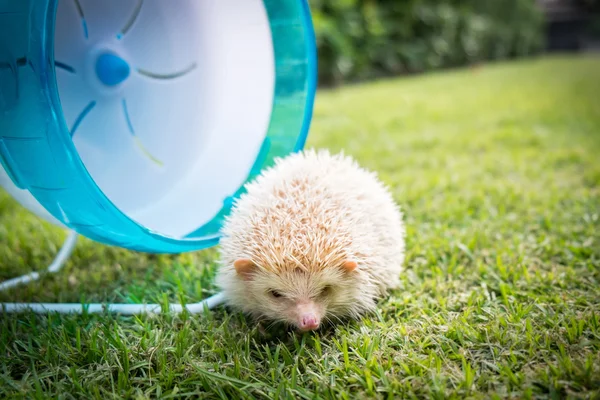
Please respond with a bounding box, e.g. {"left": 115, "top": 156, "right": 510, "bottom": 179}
{"left": 309, "top": 0, "right": 546, "bottom": 85}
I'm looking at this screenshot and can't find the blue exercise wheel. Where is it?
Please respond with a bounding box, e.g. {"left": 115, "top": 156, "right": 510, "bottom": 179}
{"left": 0, "top": 0, "right": 317, "bottom": 255}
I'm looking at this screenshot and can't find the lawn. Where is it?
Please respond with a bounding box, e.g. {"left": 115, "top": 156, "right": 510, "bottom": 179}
{"left": 1, "top": 55, "right": 600, "bottom": 399}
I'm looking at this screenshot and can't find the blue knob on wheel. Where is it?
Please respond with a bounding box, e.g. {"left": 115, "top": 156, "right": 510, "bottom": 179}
{"left": 95, "top": 53, "right": 130, "bottom": 86}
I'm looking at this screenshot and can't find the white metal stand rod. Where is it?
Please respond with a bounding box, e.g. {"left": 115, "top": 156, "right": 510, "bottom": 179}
{"left": 0, "top": 231, "right": 78, "bottom": 292}
{"left": 0, "top": 229, "right": 227, "bottom": 314}
{"left": 0, "top": 292, "right": 226, "bottom": 314}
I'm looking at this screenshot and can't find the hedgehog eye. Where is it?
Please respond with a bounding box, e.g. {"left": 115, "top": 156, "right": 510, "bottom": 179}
{"left": 320, "top": 285, "right": 333, "bottom": 297}
{"left": 268, "top": 289, "right": 284, "bottom": 299}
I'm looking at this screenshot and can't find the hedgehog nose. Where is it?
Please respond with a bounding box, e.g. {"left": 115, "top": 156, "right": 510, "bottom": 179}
{"left": 299, "top": 314, "right": 319, "bottom": 331}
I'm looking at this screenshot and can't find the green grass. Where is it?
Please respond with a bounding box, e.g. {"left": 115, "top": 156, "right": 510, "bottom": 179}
{"left": 1, "top": 55, "right": 600, "bottom": 399}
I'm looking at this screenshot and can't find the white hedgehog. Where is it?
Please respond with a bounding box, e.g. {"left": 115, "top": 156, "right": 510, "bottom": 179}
{"left": 215, "top": 149, "right": 405, "bottom": 331}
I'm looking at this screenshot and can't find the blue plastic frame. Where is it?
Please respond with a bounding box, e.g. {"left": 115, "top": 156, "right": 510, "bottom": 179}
{"left": 0, "top": 0, "right": 317, "bottom": 253}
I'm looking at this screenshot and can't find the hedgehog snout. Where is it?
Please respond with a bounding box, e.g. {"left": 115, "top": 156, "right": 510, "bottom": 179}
{"left": 300, "top": 314, "right": 319, "bottom": 331}
{"left": 295, "top": 301, "right": 321, "bottom": 331}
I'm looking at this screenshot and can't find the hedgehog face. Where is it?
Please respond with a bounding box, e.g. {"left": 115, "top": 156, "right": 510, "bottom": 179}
{"left": 232, "top": 258, "right": 360, "bottom": 331}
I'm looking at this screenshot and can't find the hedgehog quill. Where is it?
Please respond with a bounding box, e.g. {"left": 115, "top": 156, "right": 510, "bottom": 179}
{"left": 216, "top": 149, "right": 405, "bottom": 331}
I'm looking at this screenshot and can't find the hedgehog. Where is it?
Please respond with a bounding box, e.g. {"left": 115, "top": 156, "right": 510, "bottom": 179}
{"left": 215, "top": 149, "right": 405, "bottom": 331}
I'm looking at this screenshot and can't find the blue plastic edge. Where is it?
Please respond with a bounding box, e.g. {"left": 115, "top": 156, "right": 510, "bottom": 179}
{"left": 294, "top": 0, "right": 318, "bottom": 153}
{"left": 184, "top": 0, "right": 318, "bottom": 242}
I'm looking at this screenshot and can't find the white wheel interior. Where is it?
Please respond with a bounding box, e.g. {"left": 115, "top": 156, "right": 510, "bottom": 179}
{"left": 54, "top": 0, "right": 275, "bottom": 238}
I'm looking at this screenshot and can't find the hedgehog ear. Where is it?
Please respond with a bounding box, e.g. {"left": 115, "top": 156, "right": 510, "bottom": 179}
{"left": 234, "top": 258, "right": 257, "bottom": 280}
{"left": 341, "top": 260, "right": 358, "bottom": 272}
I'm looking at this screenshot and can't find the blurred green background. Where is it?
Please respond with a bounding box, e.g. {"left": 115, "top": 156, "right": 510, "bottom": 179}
{"left": 308, "top": 0, "right": 600, "bottom": 86}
